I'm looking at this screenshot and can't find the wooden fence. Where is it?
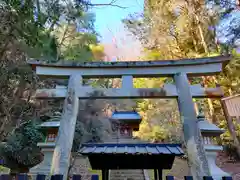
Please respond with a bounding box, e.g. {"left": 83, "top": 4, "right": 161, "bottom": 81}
{"left": 0, "top": 174, "right": 233, "bottom": 180}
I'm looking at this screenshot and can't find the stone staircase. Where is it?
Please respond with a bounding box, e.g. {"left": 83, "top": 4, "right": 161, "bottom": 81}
{"left": 110, "top": 169, "right": 146, "bottom": 180}
{"left": 105, "top": 132, "right": 149, "bottom": 180}
{"left": 105, "top": 131, "right": 147, "bottom": 144}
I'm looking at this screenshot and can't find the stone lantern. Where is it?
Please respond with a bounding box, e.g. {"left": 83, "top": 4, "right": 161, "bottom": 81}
{"left": 29, "top": 113, "right": 61, "bottom": 175}
{"left": 197, "top": 112, "right": 230, "bottom": 179}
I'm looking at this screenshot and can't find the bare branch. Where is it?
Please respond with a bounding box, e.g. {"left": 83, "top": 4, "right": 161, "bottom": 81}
{"left": 86, "top": 0, "right": 127, "bottom": 9}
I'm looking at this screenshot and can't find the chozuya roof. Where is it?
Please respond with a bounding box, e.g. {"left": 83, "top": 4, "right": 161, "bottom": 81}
{"left": 79, "top": 143, "right": 184, "bottom": 169}
{"left": 79, "top": 143, "right": 184, "bottom": 155}
{"left": 28, "top": 55, "right": 231, "bottom": 69}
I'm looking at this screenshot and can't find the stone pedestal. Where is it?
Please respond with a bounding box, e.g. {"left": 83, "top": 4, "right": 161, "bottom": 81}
{"left": 205, "top": 145, "right": 230, "bottom": 180}
{"left": 29, "top": 142, "right": 55, "bottom": 175}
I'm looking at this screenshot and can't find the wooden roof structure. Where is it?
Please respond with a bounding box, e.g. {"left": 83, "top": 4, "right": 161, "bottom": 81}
{"left": 79, "top": 143, "right": 184, "bottom": 170}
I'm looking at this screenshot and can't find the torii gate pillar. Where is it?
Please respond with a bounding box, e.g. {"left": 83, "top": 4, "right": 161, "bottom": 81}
{"left": 50, "top": 75, "right": 80, "bottom": 180}
{"left": 174, "top": 73, "right": 210, "bottom": 178}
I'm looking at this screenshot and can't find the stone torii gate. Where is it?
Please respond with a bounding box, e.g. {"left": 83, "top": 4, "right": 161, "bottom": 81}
{"left": 28, "top": 55, "right": 231, "bottom": 180}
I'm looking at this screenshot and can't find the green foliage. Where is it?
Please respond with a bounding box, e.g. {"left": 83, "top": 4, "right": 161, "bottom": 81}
{"left": 123, "top": 0, "right": 236, "bottom": 148}
{"left": 219, "top": 117, "right": 240, "bottom": 160}
{"left": 0, "top": 64, "right": 38, "bottom": 140}
{"left": 53, "top": 18, "right": 101, "bottom": 61}
{"left": 219, "top": 119, "right": 240, "bottom": 144}
{"left": 62, "top": 45, "right": 93, "bottom": 61}
{"left": 135, "top": 99, "right": 182, "bottom": 143}
{"left": 0, "top": 0, "right": 104, "bottom": 174}
{"left": 150, "top": 126, "right": 168, "bottom": 141}
{"left": 0, "top": 165, "right": 9, "bottom": 173}
{"left": 132, "top": 69, "right": 180, "bottom": 143}
{"left": 0, "top": 0, "right": 104, "bottom": 160}
{"left": 0, "top": 121, "right": 44, "bottom": 169}
{"left": 123, "top": 0, "right": 240, "bottom": 150}
{"left": 134, "top": 77, "right": 182, "bottom": 143}
{"left": 124, "top": 0, "right": 218, "bottom": 59}
{"left": 143, "top": 49, "right": 162, "bottom": 60}
{"left": 0, "top": 0, "right": 56, "bottom": 60}
{"left": 0, "top": 0, "right": 101, "bottom": 61}
{"left": 218, "top": 52, "right": 240, "bottom": 94}
{"left": 90, "top": 44, "right": 105, "bottom": 60}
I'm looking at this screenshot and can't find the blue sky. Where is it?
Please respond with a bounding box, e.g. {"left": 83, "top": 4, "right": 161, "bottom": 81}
{"left": 90, "top": 0, "right": 144, "bottom": 42}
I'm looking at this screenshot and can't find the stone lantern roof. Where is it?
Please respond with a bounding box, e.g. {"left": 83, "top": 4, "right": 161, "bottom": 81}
{"left": 197, "top": 113, "right": 225, "bottom": 136}
{"left": 39, "top": 112, "right": 61, "bottom": 128}
{"left": 197, "top": 112, "right": 230, "bottom": 178}
{"left": 39, "top": 121, "right": 60, "bottom": 128}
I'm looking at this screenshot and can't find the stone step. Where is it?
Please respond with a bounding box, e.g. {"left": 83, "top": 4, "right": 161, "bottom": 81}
{"left": 110, "top": 170, "right": 145, "bottom": 180}
{"left": 110, "top": 170, "right": 143, "bottom": 173}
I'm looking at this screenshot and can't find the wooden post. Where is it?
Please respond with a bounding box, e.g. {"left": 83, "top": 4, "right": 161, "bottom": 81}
{"left": 106, "top": 169, "right": 109, "bottom": 180}
{"left": 154, "top": 169, "right": 158, "bottom": 180}
{"left": 102, "top": 169, "right": 109, "bottom": 180}
{"left": 221, "top": 100, "right": 240, "bottom": 156}
{"left": 157, "top": 169, "right": 162, "bottom": 180}
{"left": 174, "top": 72, "right": 210, "bottom": 180}
{"left": 50, "top": 75, "right": 81, "bottom": 180}
{"left": 236, "top": 116, "right": 240, "bottom": 124}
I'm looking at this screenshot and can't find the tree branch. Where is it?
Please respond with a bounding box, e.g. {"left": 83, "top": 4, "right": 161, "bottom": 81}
{"left": 86, "top": 0, "right": 127, "bottom": 9}
{"left": 57, "top": 21, "right": 70, "bottom": 60}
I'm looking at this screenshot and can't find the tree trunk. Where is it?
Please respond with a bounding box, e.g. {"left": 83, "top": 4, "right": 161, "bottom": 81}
{"left": 201, "top": 76, "right": 216, "bottom": 123}
{"left": 51, "top": 75, "right": 81, "bottom": 180}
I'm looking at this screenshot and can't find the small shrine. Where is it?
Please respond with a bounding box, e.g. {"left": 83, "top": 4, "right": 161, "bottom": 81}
{"left": 29, "top": 114, "right": 60, "bottom": 175}
{"left": 79, "top": 110, "right": 184, "bottom": 180}
{"left": 110, "top": 110, "right": 142, "bottom": 139}
{"left": 197, "top": 112, "right": 230, "bottom": 180}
